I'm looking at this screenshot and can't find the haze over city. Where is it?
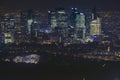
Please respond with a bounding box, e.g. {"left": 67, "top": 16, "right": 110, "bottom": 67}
{"left": 0, "top": 0, "right": 120, "bottom": 10}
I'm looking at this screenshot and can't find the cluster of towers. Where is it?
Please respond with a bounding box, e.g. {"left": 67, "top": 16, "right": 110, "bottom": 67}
{"left": 0, "top": 7, "right": 101, "bottom": 44}
{"left": 48, "top": 8, "right": 101, "bottom": 43}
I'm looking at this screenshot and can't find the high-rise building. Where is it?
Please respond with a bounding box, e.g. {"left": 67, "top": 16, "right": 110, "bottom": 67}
{"left": 90, "top": 18, "right": 101, "bottom": 36}
{"left": 48, "top": 8, "right": 68, "bottom": 42}
{"left": 20, "top": 11, "right": 28, "bottom": 32}
{"left": 70, "top": 8, "right": 86, "bottom": 43}
{"left": 75, "top": 13, "right": 86, "bottom": 39}
{"left": 0, "top": 15, "right": 15, "bottom": 33}
{"left": 27, "top": 19, "right": 33, "bottom": 34}
{"left": 48, "top": 8, "right": 68, "bottom": 28}
{"left": 85, "top": 9, "right": 92, "bottom": 35}
{"left": 27, "top": 10, "right": 34, "bottom": 34}
{"left": 48, "top": 11, "right": 57, "bottom": 29}
{"left": 13, "top": 11, "right": 29, "bottom": 44}
{"left": 90, "top": 8, "right": 101, "bottom": 36}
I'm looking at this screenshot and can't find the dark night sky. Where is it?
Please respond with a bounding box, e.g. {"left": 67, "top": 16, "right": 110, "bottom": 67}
{"left": 0, "top": 0, "right": 120, "bottom": 10}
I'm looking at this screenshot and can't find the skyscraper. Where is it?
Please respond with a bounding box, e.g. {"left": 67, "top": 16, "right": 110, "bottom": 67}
{"left": 70, "top": 8, "right": 86, "bottom": 43}
{"left": 27, "top": 10, "right": 34, "bottom": 34}
{"left": 48, "top": 8, "right": 68, "bottom": 42}
{"left": 90, "top": 7, "right": 101, "bottom": 36}
{"left": 90, "top": 18, "right": 101, "bottom": 36}
{"left": 75, "top": 13, "right": 86, "bottom": 39}
{"left": 48, "top": 11, "right": 57, "bottom": 29}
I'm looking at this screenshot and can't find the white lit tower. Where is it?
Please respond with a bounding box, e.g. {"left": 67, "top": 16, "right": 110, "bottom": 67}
{"left": 27, "top": 10, "right": 34, "bottom": 34}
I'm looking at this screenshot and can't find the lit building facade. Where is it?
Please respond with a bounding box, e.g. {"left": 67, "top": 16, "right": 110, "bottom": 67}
{"left": 75, "top": 13, "right": 86, "bottom": 41}
{"left": 90, "top": 18, "right": 101, "bottom": 36}
{"left": 70, "top": 8, "right": 86, "bottom": 43}
{"left": 85, "top": 9, "right": 92, "bottom": 35}
{"left": 27, "top": 19, "right": 33, "bottom": 34}
{"left": 48, "top": 8, "right": 68, "bottom": 42}
{"left": 27, "top": 10, "right": 34, "bottom": 34}
{"left": 4, "top": 32, "right": 14, "bottom": 44}
{"left": 48, "top": 11, "right": 57, "bottom": 29}
{"left": 90, "top": 8, "right": 101, "bottom": 36}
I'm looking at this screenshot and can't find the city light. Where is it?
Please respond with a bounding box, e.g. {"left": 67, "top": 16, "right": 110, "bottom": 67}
{"left": 0, "top": 0, "right": 119, "bottom": 80}
{"left": 13, "top": 54, "right": 40, "bottom": 64}
{"left": 0, "top": 7, "right": 119, "bottom": 66}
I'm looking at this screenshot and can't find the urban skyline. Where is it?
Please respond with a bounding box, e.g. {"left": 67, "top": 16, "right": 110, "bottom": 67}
{"left": 0, "top": 1, "right": 120, "bottom": 80}
{"left": 0, "top": 7, "right": 105, "bottom": 44}
{"left": 0, "top": 7, "right": 120, "bottom": 61}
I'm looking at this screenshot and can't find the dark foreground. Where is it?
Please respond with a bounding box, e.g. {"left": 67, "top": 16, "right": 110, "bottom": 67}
{"left": 0, "top": 60, "right": 120, "bottom": 80}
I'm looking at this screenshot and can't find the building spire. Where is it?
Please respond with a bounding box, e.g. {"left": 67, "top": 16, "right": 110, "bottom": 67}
{"left": 92, "top": 5, "right": 97, "bottom": 20}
